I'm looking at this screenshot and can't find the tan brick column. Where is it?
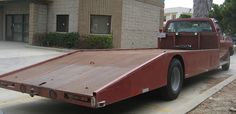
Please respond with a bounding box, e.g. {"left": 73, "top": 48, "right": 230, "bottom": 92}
{"left": 29, "top": 2, "right": 37, "bottom": 44}
{"left": 29, "top": 2, "right": 48, "bottom": 45}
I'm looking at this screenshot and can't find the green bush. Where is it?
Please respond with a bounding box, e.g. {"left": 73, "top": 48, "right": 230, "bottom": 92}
{"left": 34, "top": 32, "right": 113, "bottom": 49}
{"left": 179, "top": 13, "right": 192, "bottom": 18}
{"left": 43, "top": 32, "right": 79, "bottom": 48}
{"left": 78, "top": 35, "right": 113, "bottom": 49}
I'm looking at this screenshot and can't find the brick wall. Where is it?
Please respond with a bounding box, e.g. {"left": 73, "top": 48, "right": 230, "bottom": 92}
{"left": 36, "top": 4, "right": 47, "bottom": 33}
{"left": 29, "top": 3, "right": 48, "bottom": 44}
{"left": 47, "top": 0, "right": 79, "bottom": 32}
{"left": 121, "top": 0, "right": 162, "bottom": 49}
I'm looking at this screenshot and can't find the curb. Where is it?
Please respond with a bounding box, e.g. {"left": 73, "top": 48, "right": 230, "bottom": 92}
{"left": 175, "top": 75, "right": 236, "bottom": 114}
{"left": 25, "top": 45, "right": 76, "bottom": 53}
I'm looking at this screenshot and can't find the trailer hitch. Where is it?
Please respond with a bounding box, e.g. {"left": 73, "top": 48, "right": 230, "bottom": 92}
{"left": 29, "top": 88, "right": 39, "bottom": 97}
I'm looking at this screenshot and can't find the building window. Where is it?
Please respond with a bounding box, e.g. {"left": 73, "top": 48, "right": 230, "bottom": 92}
{"left": 56, "top": 15, "right": 69, "bottom": 32}
{"left": 90, "top": 15, "right": 111, "bottom": 34}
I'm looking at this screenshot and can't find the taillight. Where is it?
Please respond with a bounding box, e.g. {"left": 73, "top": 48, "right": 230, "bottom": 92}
{"left": 159, "top": 28, "right": 163, "bottom": 33}
{"left": 64, "top": 93, "right": 91, "bottom": 102}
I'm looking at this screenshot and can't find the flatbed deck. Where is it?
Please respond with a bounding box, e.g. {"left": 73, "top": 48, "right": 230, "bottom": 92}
{"left": 0, "top": 49, "right": 168, "bottom": 95}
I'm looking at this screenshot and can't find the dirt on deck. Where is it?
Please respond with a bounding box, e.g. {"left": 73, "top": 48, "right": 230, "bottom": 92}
{"left": 188, "top": 79, "right": 236, "bottom": 114}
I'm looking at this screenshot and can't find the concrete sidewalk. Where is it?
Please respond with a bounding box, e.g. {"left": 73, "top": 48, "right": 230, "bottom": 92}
{"left": 0, "top": 41, "right": 65, "bottom": 75}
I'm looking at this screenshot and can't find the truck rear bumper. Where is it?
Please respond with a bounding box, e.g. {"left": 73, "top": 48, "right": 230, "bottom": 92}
{"left": 0, "top": 80, "right": 95, "bottom": 108}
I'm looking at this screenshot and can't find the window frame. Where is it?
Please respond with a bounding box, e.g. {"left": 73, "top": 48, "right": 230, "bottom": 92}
{"left": 90, "top": 15, "right": 112, "bottom": 34}
{"left": 56, "top": 15, "right": 69, "bottom": 32}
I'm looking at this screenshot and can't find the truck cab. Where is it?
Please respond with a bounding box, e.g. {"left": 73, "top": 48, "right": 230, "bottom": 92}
{"left": 158, "top": 18, "right": 233, "bottom": 70}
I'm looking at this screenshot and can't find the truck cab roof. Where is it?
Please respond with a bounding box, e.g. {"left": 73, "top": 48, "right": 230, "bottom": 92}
{"left": 167, "top": 18, "right": 215, "bottom": 22}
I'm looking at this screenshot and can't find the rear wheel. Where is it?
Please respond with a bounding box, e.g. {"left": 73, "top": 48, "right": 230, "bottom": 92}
{"left": 162, "top": 58, "right": 184, "bottom": 100}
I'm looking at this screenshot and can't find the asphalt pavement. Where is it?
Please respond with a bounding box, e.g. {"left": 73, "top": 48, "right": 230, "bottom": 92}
{"left": 0, "top": 41, "right": 235, "bottom": 114}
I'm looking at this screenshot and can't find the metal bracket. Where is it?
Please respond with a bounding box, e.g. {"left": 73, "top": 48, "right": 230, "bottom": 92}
{"left": 97, "top": 101, "right": 106, "bottom": 108}
{"left": 29, "top": 88, "right": 39, "bottom": 97}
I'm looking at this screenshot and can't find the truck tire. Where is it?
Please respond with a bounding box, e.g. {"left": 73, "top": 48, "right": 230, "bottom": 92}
{"left": 222, "top": 54, "right": 230, "bottom": 71}
{"left": 162, "top": 58, "right": 184, "bottom": 100}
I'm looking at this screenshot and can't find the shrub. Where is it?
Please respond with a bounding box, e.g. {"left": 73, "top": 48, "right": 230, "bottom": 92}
{"left": 44, "top": 32, "right": 79, "bottom": 48}
{"left": 33, "top": 32, "right": 113, "bottom": 49}
{"left": 179, "top": 13, "right": 192, "bottom": 18}
{"left": 77, "top": 35, "right": 113, "bottom": 49}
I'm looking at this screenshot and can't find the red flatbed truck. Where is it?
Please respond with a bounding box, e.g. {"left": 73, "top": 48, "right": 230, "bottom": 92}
{"left": 0, "top": 18, "right": 234, "bottom": 108}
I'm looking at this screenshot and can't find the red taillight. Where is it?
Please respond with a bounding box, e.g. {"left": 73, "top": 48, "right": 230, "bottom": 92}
{"left": 159, "top": 28, "right": 163, "bottom": 33}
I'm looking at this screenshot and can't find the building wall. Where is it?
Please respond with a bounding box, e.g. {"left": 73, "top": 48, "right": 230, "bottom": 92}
{"left": 29, "top": 2, "right": 48, "bottom": 44}
{"left": 79, "top": 0, "right": 123, "bottom": 48}
{"left": 121, "top": 0, "right": 163, "bottom": 49}
{"left": 3, "top": 2, "right": 29, "bottom": 14}
{"left": 36, "top": 4, "right": 48, "bottom": 33}
{"left": 47, "top": 0, "right": 79, "bottom": 32}
{"left": 0, "top": 6, "right": 3, "bottom": 40}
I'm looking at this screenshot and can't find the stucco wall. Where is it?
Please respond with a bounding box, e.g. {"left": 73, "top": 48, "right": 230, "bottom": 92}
{"left": 79, "top": 0, "right": 123, "bottom": 48}
{"left": 0, "top": 6, "right": 3, "bottom": 40}
{"left": 47, "top": 0, "right": 79, "bottom": 32}
{"left": 121, "top": 0, "right": 163, "bottom": 49}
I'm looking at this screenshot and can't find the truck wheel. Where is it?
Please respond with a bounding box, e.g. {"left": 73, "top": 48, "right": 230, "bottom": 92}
{"left": 222, "top": 54, "right": 230, "bottom": 71}
{"left": 162, "top": 59, "right": 183, "bottom": 100}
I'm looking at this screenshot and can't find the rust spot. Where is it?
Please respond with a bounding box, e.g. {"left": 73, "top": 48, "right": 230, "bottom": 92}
{"left": 90, "top": 61, "right": 95, "bottom": 65}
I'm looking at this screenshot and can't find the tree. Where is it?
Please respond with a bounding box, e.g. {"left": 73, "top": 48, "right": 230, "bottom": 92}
{"left": 179, "top": 14, "right": 192, "bottom": 18}
{"left": 210, "top": 0, "right": 236, "bottom": 35}
{"left": 193, "top": 0, "right": 213, "bottom": 18}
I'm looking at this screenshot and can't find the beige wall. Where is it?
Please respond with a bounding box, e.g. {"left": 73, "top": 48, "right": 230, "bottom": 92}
{"left": 121, "top": 0, "right": 163, "bottom": 49}
{"left": 47, "top": 0, "right": 79, "bottom": 32}
{"left": 79, "top": 0, "right": 123, "bottom": 48}
{"left": 36, "top": 4, "right": 48, "bottom": 33}
{"left": 0, "top": 6, "right": 3, "bottom": 40}
{"left": 29, "top": 2, "right": 48, "bottom": 44}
